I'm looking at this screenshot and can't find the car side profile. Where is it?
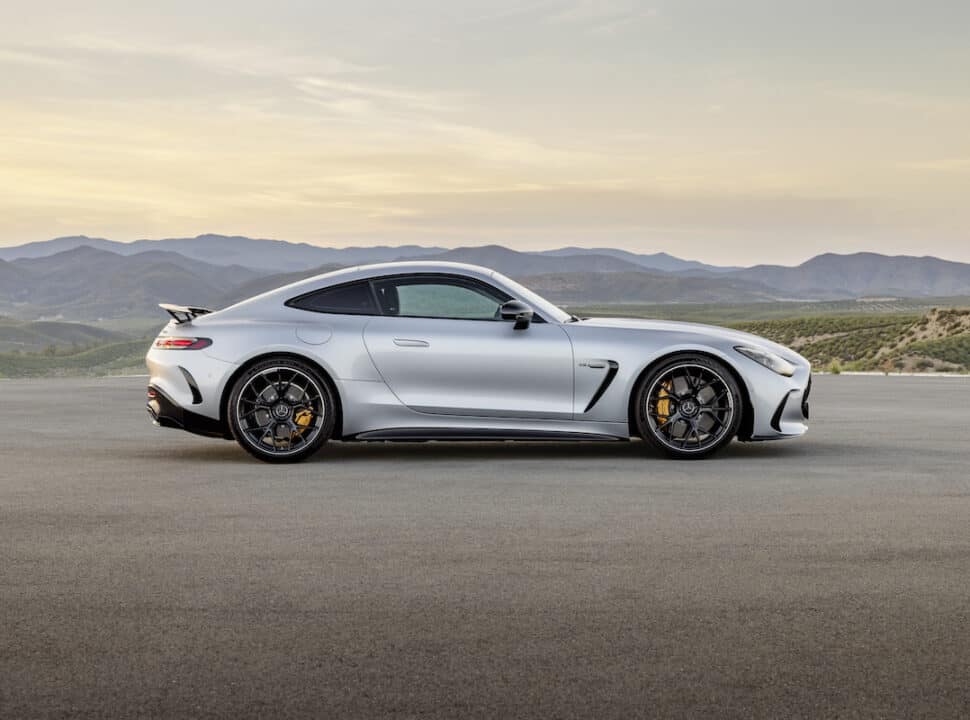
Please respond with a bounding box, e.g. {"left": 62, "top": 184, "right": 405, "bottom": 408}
{"left": 146, "top": 261, "right": 811, "bottom": 463}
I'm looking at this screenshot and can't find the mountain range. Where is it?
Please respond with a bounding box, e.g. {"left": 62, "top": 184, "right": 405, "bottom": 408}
{"left": 2, "top": 234, "right": 970, "bottom": 322}
{"left": 0, "top": 234, "right": 728, "bottom": 274}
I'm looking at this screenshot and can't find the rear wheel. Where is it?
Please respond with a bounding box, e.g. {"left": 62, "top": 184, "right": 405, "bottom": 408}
{"left": 227, "top": 357, "right": 335, "bottom": 463}
{"left": 635, "top": 354, "right": 742, "bottom": 459}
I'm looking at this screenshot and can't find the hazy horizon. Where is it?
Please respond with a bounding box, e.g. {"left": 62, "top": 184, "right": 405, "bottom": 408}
{"left": 2, "top": 1, "right": 969, "bottom": 265}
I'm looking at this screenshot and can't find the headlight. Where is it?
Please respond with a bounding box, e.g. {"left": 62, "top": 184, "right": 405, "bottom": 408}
{"left": 734, "top": 345, "right": 796, "bottom": 377}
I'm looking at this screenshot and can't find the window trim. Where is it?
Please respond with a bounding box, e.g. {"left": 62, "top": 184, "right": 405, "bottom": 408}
{"left": 285, "top": 272, "right": 548, "bottom": 323}
{"left": 373, "top": 274, "right": 511, "bottom": 322}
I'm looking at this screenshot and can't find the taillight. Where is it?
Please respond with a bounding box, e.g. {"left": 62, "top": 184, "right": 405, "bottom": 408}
{"left": 153, "top": 337, "right": 212, "bottom": 350}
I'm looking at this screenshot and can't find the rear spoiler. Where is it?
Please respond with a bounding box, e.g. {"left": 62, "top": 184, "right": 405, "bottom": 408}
{"left": 159, "top": 303, "right": 213, "bottom": 324}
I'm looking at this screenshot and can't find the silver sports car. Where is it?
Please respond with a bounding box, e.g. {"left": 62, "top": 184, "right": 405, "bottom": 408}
{"left": 146, "top": 261, "right": 811, "bottom": 462}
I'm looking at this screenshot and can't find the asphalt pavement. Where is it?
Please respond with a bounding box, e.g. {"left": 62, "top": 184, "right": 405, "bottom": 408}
{"left": 2, "top": 375, "right": 969, "bottom": 718}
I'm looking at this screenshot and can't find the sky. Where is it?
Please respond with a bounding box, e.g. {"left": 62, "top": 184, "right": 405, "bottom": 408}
{"left": 1, "top": 0, "right": 969, "bottom": 266}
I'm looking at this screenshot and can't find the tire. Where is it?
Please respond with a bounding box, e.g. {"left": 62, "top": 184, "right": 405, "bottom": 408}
{"left": 634, "top": 354, "right": 742, "bottom": 459}
{"left": 227, "top": 357, "right": 336, "bottom": 463}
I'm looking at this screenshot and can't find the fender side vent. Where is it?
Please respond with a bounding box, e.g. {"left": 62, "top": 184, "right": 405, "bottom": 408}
{"left": 584, "top": 361, "right": 619, "bottom": 413}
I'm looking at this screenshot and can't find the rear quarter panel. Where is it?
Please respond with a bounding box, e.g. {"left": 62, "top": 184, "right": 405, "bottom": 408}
{"left": 159, "top": 307, "right": 382, "bottom": 422}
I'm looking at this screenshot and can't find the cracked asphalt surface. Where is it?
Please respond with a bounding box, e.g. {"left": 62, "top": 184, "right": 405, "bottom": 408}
{"left": 2, "top": 375, "right": 969, "bottom": 718}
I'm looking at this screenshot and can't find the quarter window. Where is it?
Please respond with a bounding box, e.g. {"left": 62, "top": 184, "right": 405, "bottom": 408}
{"left": 288, "top": 281, "right": 377, "bottom": 315}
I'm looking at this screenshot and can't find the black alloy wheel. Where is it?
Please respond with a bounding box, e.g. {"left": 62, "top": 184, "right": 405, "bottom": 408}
{"left": 228, "top": 357, "right": 335, "bottom": 463}
{"left": 635, "top": 354, "right": 742, "bottom": 459}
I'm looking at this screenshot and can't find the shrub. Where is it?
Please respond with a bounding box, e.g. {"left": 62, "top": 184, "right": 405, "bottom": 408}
{"left": 906, "top": 333, "right": 970, "bottom": 367}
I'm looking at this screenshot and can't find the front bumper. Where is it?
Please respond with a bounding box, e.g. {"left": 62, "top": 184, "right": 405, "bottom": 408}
{"left": 147, "top": 385, "right": 230, "bottom": 439}
{"left": 771, "top": 375, "right": 811, "bottom": 432}
{"left": 750, "top": 373, "right": 811, "bottom": 440}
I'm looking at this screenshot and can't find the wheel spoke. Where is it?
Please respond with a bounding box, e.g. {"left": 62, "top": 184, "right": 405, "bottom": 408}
{"left": 698, "top": 409, "right": 726, "bottom": 428}
{"left": 680, "top": 424, "right": 697, "bottom": 449}
{"left": 239, "top": 405, "right": 269, "bottom": 419}
{"left": 243, "top": 424, "right": 272, "bottom": 443}
{"left": 685, "top": 369, "right": 699, "bottom": 392}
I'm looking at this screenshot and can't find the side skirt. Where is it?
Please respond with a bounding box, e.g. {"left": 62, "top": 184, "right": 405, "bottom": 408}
{"left": 346, "top": 428, "right": 627, "bottom": 442}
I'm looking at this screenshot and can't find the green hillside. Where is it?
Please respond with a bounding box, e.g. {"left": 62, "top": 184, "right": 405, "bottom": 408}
{"left": 0, "top": 340, "right": 148, "bottom": 378}
{"left": 731, "top": 315, "right": 921, "bottom": 367}
{"left": 902, "top": 334, "right": 970, "bottom": 368}
{"left": 0, "top": 317, "right": 126, "bottom": 353}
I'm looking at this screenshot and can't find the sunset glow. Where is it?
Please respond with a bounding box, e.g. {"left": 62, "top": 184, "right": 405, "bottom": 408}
{"left": 2, "top": 1, "right": 969, "bottom": 264}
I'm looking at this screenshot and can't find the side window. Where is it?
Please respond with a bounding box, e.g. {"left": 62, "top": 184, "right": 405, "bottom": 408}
{"left": 288, "top": 281, "right": 377, "bottom": 315}
{"left": 373, "top": 277, "right": 508, "bottom": 320}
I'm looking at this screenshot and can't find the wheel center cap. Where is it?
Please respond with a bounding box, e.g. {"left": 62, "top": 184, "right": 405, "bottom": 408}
{"left": 680, "top": 398, "right": 699, "bottom": 417}
{"left": 272, "top": 403, "right": 291, "bottom": 420}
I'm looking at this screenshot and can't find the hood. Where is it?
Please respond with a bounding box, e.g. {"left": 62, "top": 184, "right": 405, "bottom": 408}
{"left": 577, "top": 316, "right": 807, "bottom": 364}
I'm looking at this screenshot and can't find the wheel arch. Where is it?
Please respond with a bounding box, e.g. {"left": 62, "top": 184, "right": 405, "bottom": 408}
{"left": 218, "top": 351, "right": 344, "bottom": 438}
{"left": 626, "top": 349, "right": 754, "bottom": 441}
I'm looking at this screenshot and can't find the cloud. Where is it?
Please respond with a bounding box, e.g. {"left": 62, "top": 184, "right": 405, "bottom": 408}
{"left": 62, "top": 35, "right": 373, "bottom": 78}
{"left": 295, "top": 76, "right": 459, "bottom": 114}
{"left": 898, "top": 158, "right": 970, "bottom": 173}
{"left": 546, "top": 0, "right": 657, "bottom": 33}
{"left": 0, "top": 47, "right": 78, "bottom": 70}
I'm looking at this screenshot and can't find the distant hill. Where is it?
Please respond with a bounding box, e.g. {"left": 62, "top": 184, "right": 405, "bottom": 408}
{"left": 729, "top": 253, "right": 970, "bottom": 299}
{"left": 535, "top": 247, "right": 738, "bottom": 273}
{"left": 0, "top": 235, "right": 127, "bottom": 260}
{"left": 0, "top": 234, "right": 445, "bottom": 272}
{"left": 0, "top": 257, "right": 38, "bottom": 301}
{"left": 4, "top": 236, "right": 970, "bottom": 320}
{"left": 0, "top": 234, "right": 730, "bottom": 275}
{"left": 418, "top": 245, "right": 645, "bottom": 276}
{"left": 220, "top": 264, "right": 346, "bottom": 307}
{"left": 130, "top": 235, "right": 446, "bottom": 272}
{"left": 2, "top": 247, "right": 261, "bottom": 320}
{"left": 518, "top": 271, "right": 783, "bottom": 304}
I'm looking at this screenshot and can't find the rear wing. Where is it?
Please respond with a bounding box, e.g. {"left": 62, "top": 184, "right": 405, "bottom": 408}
{"left": 159, "top": 303, "right": 213, "bottom": 324}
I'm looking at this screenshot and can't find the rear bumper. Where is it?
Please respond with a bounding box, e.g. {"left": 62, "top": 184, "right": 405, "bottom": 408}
{"left": 147, "top": 385, "right": 230, "bottom": 439}
{"left": 145, "top": 344, "right": 234, "bottom": 427}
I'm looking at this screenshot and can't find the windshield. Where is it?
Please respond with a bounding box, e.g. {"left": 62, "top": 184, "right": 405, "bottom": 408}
{"left": 489, "top": 270, "right": 573, "bottom": 324}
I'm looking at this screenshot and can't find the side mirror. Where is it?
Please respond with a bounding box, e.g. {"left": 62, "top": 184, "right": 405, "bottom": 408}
{"left": 500, "top": 300, "right": 533, "bottom": 330}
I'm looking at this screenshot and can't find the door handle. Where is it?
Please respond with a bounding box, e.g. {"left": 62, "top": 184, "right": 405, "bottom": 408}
{"left": 393, "top": 338, "right": 429, "bottom": 347}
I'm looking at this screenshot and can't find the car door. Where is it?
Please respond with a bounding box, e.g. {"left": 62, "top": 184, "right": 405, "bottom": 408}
{"left": 362, "top": 274, "right": 574, "bottom": 419}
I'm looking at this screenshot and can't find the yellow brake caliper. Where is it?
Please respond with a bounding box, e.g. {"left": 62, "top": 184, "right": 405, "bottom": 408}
{"left": 292, "top": 408, "right": 313, "bottom": 437}
{"left": 656, "top": 381, "right": 672, "bottom": 425}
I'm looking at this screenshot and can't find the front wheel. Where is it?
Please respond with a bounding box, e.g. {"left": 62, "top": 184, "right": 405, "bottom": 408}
{"left": 634, "top": 355, "right": 742, "bottom": 459}
{"left": 227, "top": 358, "right": 335, "bottom": 463}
